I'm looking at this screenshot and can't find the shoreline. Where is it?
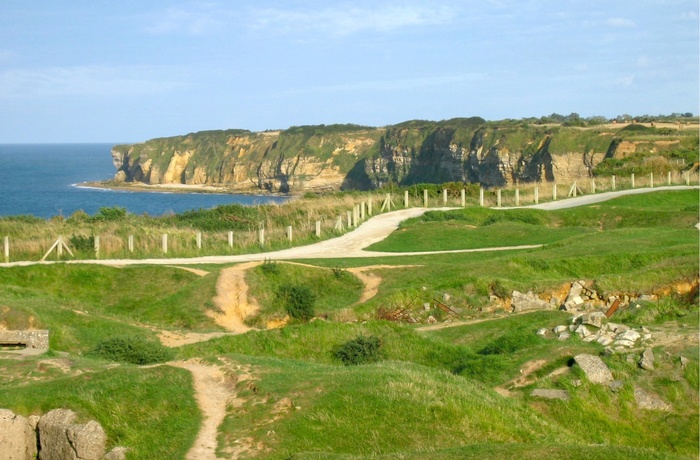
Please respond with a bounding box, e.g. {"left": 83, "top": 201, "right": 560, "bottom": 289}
{"left": 77, "top": 180, "right": 293, "bottom": 197}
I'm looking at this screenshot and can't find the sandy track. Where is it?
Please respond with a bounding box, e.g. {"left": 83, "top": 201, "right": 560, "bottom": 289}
{"left": 208, "top": 261, "right": 261, "bottom": 334}
{"left": 169, "top": 360, "right": 234, "bottom": 460}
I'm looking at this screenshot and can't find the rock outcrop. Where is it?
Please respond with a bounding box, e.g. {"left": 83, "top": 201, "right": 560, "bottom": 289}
{"left": 111, "top": 119, "right": 694, "bottom": 193}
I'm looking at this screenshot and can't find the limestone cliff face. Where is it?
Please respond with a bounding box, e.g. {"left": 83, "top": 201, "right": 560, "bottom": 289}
{"left": 111, "top": 121, "right": 693, "bottom": 193}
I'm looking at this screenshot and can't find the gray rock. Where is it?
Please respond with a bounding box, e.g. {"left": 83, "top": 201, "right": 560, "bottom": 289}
{"left": 0, "top": 408, "right": 38, "bottom": 460}
{"left": 582, "top": 335, "right": 597, "bottom": 343}
{"left": 680, "top": 356, "right": 690, "bottom": 370}
{"left": 582, "top": 312, "right": 607, "bottom": 328}
{"left": 634, "top": 387, "right": 672, "bottom": 411}
{"left": 442, "top": 293, "right": 451, "bottom": 302}
{"left": 536, "top": 328, "right": 548, "bottom": 337}
{"left": 511, "top": 290, "right": 551, "bottom": 312}
{"left": 616, "top": 329, "right": 641, "bottom": 343}
{"left": 609, "top": 380, "right": 625, "bottom": 392}
{"left": 67, "top": 420, "right": 106, "bottom": 460}
{"left": 423, "top": 303, "right": 431, "bottom": 311}
{"left": 531, "top": 389, "right": 570, "bottom": 401}
{"left": 558, "top": 331, "right": 571, "bottom": 341}
{"left": 38, "top": 408, "right": 78, "bottom": 460}
{"left": 596, "top": 334, "right": 615, "bottom": 346}
{"left": 640, "top": 326, "right": 650, "bottom": 334}
{"left": 552, "top": 325, "right": 568, "bottom": 334}
{"left": 574, "top": 353, "right": 614, "bottom": 384}
{"left": 614, "top": 339, "right": 636, "bottom": 348}
{"left": 574, "top": 325, "right": 591, "bottom": 338}
{"left": 37, "top": 408, "right": 106, "bottom": 460}
{"left": 570, "top": 314, "right": 583, "bottom": 325}
{"left": 102, "top": 447, "right": 129, "bottom": 460}
{"left": 639, "top": 349, "right": 655, "bottom": 371}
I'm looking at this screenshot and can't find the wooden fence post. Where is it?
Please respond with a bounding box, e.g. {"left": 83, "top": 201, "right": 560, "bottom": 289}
{"left": 553, "top": 183, "right": 557, "bottom": 201}
{"left": 128, "top": 235, "right": 134, "bottom": 253}
{"left": 591, "top": 179, "right": 596, "bottom": 194}
{"left": 631, "top": 173, "right": 635, "bottom": 188}
{"left": 612, "top": 175, "right": 616, "bottom": 191}
{"left": 368, "top": 197, "right": 373, "bottom": 215}
{"left": 162, "top": 234, "right": 168, "bottom": 254}
{"left": 461, "top": 189, "right": 466, "bottom": 207}
{"left": 423, "top": 189, "right": 428, "bottom": 207}
{"left": 196, "top": 232, "right": 202, "bottom": 250}
{"left": 649, "top": 172, "right": 654, "bottom": 188}
{"left": 258, "top": 227, "right": 265, "bottom": 246}
{"left": 686, "top": 172, "right": 690, "bottom": 186}
{"left": 667, "top": 171, "right": 672, "bottom": 185}
{"left": 534, "top": 187, "right": 539, "bottom": 204}
{"left": 4, "top": 236, "right": 9, "bottom": 263}
{"left": 347, "top": 211, "right": 352, "bottom": 228}
{"left": 442, "top": 188, "right": 447, "bottom": 205}
{"left": 315, "top": 220, "right": 321, "bottom": 237}
{"left": 497, "top": 189, "right": 502, "bottom": 207}
{"left": 94, "top": 236, "right": 100, "bottom": 259}
{"left": 515, "top": 189, "right": 520, "bottom": 206}
{"left": 479, "top": 188, "right": 484, "bottom": 207}
{"left": 361, "top": 202, "right": 366, "bottom": 219}
{"left": 287, "top": 226, "right": 293, "bottom": 242}
{"left": 404, "top": 190, "right": 409, "bottom": 208}
{"left": 228, "top": 231, "right": 234, "bottom": 248}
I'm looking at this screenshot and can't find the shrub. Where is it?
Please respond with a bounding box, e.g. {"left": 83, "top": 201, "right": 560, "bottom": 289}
{"left": 88, "top": 336, "right": 173, "bottom": 365}
{"left": 69, "top": 234, "right": 95, "bottom": 252}
{"left": 276, "top": 284, "right": 315, "bottom": 321}
{"left": 334, "top": 335, "right": 383, "bottom": 365}
{"left": 260, "top": 259, "right": 280, "bottom": 276}
{"left": 90, "top": 206, "right": 128, "bottom": 222}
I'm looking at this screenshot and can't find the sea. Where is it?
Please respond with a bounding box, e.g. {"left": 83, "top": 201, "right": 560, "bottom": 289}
{"left": 0, "top": 144, "right": 289, "bottom": 219}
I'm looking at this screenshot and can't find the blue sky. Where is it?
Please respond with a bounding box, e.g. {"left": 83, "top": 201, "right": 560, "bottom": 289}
{"left": 0, "top": 1, "right": 698, "bottom": 143}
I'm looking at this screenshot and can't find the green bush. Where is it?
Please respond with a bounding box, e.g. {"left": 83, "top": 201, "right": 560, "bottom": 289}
{"left": 69, "top": 234, "right": 94, "bottom": 252}
{"left": 89, "top": 206, "right": 128, "bottom": 222}
{"left": 334, "top": 335, "right": 383, "bottom": 365}
{"left": 260, "top": 259, "right": 281, "bottom": 276}
{"left": 88, "top": 336, "right": 173, "bottom": 365}
{"left": 276, "top": 284, "right": 315, "bottom": 321}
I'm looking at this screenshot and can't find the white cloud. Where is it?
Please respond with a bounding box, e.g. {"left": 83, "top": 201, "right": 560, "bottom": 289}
{"left": 0, "top": 65, "right": 184, "bottom": 99}
{"left": 251, "top": 4, "right": 457, "bottom": 35}
{"left": 680, "top": 11, "right": 698, "bottom": 20}
{"left": 606, "top": 17, "right": 635, "bottom": 28}
{"left": 144, "top": 5, "right": 226, "bottom": 35}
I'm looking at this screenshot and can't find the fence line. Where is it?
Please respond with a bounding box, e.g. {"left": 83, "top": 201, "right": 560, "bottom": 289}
{"left": 2, "top": 173, "right": 698, "bottom": 263}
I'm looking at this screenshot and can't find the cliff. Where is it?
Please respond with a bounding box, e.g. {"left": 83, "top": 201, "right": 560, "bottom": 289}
{"left": 111, "top": 119, "right": 698, "bottom": 193}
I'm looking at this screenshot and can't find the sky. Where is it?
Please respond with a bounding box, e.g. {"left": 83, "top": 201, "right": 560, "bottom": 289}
{"left": 0, "top": 1, "right": 698, "bottom": 143}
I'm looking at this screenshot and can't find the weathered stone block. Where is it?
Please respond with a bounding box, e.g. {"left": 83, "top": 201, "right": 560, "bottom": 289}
{"left": 639, "top": 348, "right": 655, "bottom": 371}
{"left": 531, "top": 389, "right": 570, "bottom": 401}
{"left": 0, "top": 408, "right": 37, "bottom": 460}
{"left": 574, "top": 353, "right": 614, "bottom": 384}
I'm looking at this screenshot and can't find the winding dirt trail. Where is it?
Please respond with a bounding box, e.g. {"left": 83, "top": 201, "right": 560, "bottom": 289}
{"left": 169, "top": 360, "right": 235, "bottom": 460}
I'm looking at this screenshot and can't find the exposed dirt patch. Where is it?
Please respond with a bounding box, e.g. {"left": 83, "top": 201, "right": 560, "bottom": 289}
{"left": 157, "top": 330, "right": 232, "bottom": 348}
{"left": 495, "top": 359, "right": 548, "bottom": 397}
{"left": 170, "top": 359, "right": 241, "bottom": 460}
{"left": 208, "top": 262, "right": 261, "bottom": 334}
{"left": 168, "top": 265, "right": 210, "bottom": 277}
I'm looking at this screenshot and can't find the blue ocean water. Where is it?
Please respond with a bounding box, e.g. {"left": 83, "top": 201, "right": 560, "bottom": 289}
{"left": 0, "top": 144, "right": 288, "bottom": 218}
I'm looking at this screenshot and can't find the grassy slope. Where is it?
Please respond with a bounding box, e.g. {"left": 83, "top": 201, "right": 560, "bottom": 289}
{"left": 0, "top": 190, "right": 697, "bottom": 459}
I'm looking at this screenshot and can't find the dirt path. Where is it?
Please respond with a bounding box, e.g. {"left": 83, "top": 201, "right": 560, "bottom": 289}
{"left": 347, "top": 265, "right": 418, "bottom": 304}
{"left": 169, "top": 360, "right": 236, "bottom": 460}
{"left": 208, "top": 262, "right": 261, "bottom": 334}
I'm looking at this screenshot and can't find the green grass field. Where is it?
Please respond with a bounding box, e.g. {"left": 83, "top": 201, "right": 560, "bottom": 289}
{"left": 0, "top": 189, "right": 697, "bottom": 459}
